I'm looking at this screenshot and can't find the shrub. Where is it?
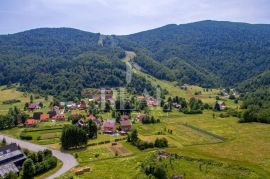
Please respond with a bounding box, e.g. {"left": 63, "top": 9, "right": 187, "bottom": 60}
{"left": 2, "top": 99, "right": 21, "bottom": 105}
{"left": 154, "top": 138, "right": 168, "bottom": 148}
{"left": 20, "top": 134, "right": 33, "bottom": 140}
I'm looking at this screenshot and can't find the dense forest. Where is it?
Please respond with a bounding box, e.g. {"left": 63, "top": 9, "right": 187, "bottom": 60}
{"left": 0, "top": 28, "right": 154, "bottom": 100}
{"left": 119, "top": 20, "right": 270, "bottom": 87}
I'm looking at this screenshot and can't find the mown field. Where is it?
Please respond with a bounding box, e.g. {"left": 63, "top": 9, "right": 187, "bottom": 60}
{"left": 56, "top": 109, "right": 270, "bottom": 179}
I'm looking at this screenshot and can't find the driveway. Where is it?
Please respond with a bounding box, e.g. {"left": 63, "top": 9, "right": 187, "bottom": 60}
{"left": 0, "top": 134, "right": 78, "bottom": 179}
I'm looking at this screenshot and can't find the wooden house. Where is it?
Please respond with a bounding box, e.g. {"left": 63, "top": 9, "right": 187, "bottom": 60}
{"left": 25, "top": 119, "right": 38, "bottom": 127}
{"left": 52, "top": 114, "right": 65, "bottom": 121}
{"left": 102, "top": 119, "right": 116, "bottom": 134}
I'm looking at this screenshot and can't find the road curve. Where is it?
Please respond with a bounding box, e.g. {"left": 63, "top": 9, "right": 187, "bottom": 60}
{"left": 0, "top": 134, "right": 78, "bottom": 179}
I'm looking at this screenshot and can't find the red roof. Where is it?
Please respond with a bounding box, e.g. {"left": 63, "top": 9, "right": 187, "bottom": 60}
{"left": 137, "top": 96, "right": 145, "bottom": 100}
{"left": 52, "top": 114, "right": 65, "bottom": 120}
{"left": 40, "top": 114, "right": 49, "bottom": 121}
{"left": 87, "top": 114, "right": 96, "bottom": 120}
{"left": 25, "top": 119, "right": 38, "bottom": 125}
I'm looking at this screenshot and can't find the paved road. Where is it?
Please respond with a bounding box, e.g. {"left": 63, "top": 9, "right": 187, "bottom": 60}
{"left": 0, "top": 134, "right": 78, "bottom": 179}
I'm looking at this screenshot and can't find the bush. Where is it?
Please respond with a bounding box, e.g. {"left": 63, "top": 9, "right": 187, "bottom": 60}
{"left": 154, "top": 138, "right": 168, "bottom": 148}
{"left": 2, "top": 99, "right": 21, "bottom": 105}
{"left": 88, "top": 143, "right": 97, "bottom": 146}
{"left": 142, "top": 115, "right": 160, "bottom": 124}
{"left": 20, "top": 134, "right": 33, "bottom": 140}
{"left": 22, "top": 159, "right": 35, "bottom": 179}
{"left": 182, "top": 109, "right": 203, "bottom": 114}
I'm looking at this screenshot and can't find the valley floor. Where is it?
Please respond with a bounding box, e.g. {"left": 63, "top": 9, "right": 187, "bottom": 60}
{"left": 56, "top": 110, "right": 270, "bottom": 179}
{"left": 0, "top": 66, "right": 270, "bottom": 178}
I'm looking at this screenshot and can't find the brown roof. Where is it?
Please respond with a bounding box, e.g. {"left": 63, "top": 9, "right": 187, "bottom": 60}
{"left": 120, "top": 119, "right": 132, "bottom": 126}
{"left": 40, "top": 114, "right": 49, "bottom": 120}
{"left": 137, "top": 96, "right": 145, "bottom": 100}
{"left": 120, "top": 115, "right": 129, "bottom": 121}
{"left": 25, "top": 119, "right": 38, "bottom": 125}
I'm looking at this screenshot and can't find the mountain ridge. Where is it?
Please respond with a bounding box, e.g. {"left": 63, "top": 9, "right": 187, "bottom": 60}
{"left": 0, "top": 20, "right": 270, "bottom": 99}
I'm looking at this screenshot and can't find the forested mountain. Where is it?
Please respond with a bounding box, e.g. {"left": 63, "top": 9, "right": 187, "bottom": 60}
{"left": 237, "top": 70, "right": 270, "bottom": 93}
{"left": 0, "top": 28, "right": 154, "bottom": 100}
{"left": 238, "top": 70, "right": 270, "bottom": 123}
{"left": 0, "top": 21, "right": 270, "bottom": 100}
{"left": 120, "top": 20, "right": 270, "bottom": 87}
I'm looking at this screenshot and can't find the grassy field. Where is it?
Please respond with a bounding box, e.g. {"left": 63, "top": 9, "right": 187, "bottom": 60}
{"left": 0, "top": 85, "right": 53, "bottom": 115}
{"left": 56, "top": 109, "right": 270, "bottom": 178}
{"left": 1, "top": 121, "right": 70, "bottom": 145}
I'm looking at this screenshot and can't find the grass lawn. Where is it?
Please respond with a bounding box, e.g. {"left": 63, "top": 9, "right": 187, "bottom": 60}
{"left": 87, "top": 133, "right": 126, "bottom": 145}
{"left": 0, "top": 121, "right": 70, "bottom": 145}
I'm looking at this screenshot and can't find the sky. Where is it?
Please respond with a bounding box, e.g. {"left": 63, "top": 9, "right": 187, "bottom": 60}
{"left": 0, "top": 0, "right": 270, "bottom": 35}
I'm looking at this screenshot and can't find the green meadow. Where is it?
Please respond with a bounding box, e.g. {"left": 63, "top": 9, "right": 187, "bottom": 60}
{"left": 0, "top": 76, "right": 270, "bottom": 178}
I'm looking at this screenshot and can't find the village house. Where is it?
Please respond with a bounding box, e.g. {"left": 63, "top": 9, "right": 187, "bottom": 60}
{"left": 172, "top": 102, "right": 181, "bottom": 109}
{"left": 120, "top": 115, "right": 129, "bottom": 121}
{"left": 76, "top": 119, "right": 86, "bottom": 127}
{"left": 137, "top": 96, "right": 145, "bottom": 101}
{"left": 105, "top": 88, "right": 113, "bottom": 94}
{"left": 88, "top": 96, "right": 94, "bottom": 102}
{"left": 87, "top": 114, "right": 102, "bottom": 128}
{"left": 47, "top": 111, "right": 57, "bottom": 118}
{"left": 79, "top": 101, "right": 87, "bottom": 110}
{"left": 67, "top": 101, "right": 77, "bottom": 109}
{"left": 92, "top": 118, "right": 102, "bottom": 129}
{"left": 25, "top": 118, "right": 38, "bottom": 127}
{"left": 40, "top": 114, "right": 50, "bottom": 122}
{"left": 52, "top": 106, "right": 60, "bottom": 114}
{"left": 52, "top": 114, "right": 65, "bottom": 121}
{"left": 59, "top": 102, "right": 66, "bottom": 108}
{"left": 217, "top": 101, "right": 226, "bottom": 111}
{"left": 120, "top": 119, "right": 132, "bottom": 132}
{"left": 47, "top": 106, "right": 60, "bottom": 118}
{"left": 28, "top": 103, "right": 40, "bottom": 111}
{"left": 147, "top": 97, "right": 158, "bottom": 107}
{"left": 102, "top": 119, "right": 116, "bottom": 134}
{"left": 136, "top": 113, "right": 146, "bottom": 121}
{"left": 0, "top": 143, "right": 27, "bottom": 177}
{"left": 33, "top": 112, "right": 43, "bottom": 120}
{"left": 87, "top": 114, "right": 95, "bottom": 120}
{"left": 181, "top": 83, "right": 192, "bottom": 89}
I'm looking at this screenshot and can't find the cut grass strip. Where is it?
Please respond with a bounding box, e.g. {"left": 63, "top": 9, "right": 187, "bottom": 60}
{"left": 182, "top": 123, "right": 225, "bottom": 141}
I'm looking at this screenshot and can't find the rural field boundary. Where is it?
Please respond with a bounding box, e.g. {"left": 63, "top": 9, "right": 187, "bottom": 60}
{"left": 182, "top": 123, "right": 226, "bottom": 142}
{"left": 23, "top": 127, "right": 63, "bottom": 132}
